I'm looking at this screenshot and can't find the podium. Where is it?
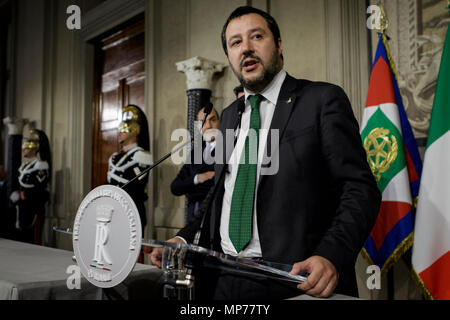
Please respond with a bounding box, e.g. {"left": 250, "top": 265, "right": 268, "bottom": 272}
{"left": 55, "top": 185, "right": 308, "bottom": 300}
{"left": 142, "top": 239, "right": 308, "bottom": 300}
{"left": 55, "top": 227, "right": 308, "bottom": 300}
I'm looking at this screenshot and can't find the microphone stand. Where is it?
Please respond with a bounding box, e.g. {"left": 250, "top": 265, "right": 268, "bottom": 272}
{"left": 121, "top": 104, "right": 213, "bottom": 300}
{"left": 192, "top": 100, "right": 245, "bottom": 247}
{"left": 121, "top": 103, "right": 213, "bottom": 191}
{"left": 182, "top": 100, "right": 244, "bottom": 300}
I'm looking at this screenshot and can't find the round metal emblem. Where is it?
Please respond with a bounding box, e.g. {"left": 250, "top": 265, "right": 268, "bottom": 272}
{"left": 72, "top": 185, "right": 142, "bottom": 288}
{"left": 364, "top": 127, "right": 398, "bottom": 181}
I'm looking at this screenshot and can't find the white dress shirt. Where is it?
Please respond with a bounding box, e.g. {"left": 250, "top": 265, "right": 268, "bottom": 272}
{"left": 193, "top": 140, "right": 216, "bottom": 185}
{"left": 220, "top": 69, "right": 287, "bottom": 258}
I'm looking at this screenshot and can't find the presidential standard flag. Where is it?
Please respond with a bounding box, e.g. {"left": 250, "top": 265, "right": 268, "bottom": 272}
{"left": 412, "top": 23, "right": 450, "bottom": 300}
{"left": 360, "top": 34, "right": 422, "bottom": 275}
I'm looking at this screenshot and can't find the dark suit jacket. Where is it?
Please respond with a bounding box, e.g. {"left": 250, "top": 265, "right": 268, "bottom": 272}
{"left": 171, "top": 143, "right": 215, "bottom": 225}
{"left": 178, "top": 74, "right": 381, "bottom": 297}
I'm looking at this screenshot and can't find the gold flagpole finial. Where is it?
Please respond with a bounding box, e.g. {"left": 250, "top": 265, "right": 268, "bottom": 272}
{"left": 378, "top": 3, "right": 389, "bottom": 34}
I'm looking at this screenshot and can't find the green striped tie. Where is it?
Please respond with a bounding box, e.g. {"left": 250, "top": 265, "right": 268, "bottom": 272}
{"left": 229, "top": 94, "right": 262, "bottom": 253}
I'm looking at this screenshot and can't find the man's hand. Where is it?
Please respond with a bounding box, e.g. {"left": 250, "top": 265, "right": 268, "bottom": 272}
{"left": 149, "top": 237, "right": 186, "bottom": 268}
{"left": 10, "top": 190, "right": 25, "bottom": 203}
{"left": 291, "top": 256, "right": 338, "bottom": 298}
{"left": 142, "top": 246, "right": 152, "bottom": 255}
{"left": 197, "top": 171, "right": 215, "bottom": 183}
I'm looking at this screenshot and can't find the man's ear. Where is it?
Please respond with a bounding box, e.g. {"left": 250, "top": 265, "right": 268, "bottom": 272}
{"left": 277, "top": 38, "right": 283, "bottom": 56}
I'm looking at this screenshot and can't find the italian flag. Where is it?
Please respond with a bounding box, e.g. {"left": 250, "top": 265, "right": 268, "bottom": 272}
{"left": 360, "top": 34, "right": 421, "bottom": 275}
{"left": 412, "top": 23, "right": 450, "bottom": 300}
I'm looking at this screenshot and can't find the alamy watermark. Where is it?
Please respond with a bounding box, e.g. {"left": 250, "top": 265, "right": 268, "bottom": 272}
{"left": 66, "top": 265, "right": 81, "bottom": 290}
{"left": 171, "top": 123, "right": 280, "bottom": 176}
{"left": 66, "top": 5, "right": 81, "bottom": 30}
{"left": 366, "top": 265, "right": 381, "bottom": 290}
{"left": 367, "top": 5, "right": 382, "bottom": 30}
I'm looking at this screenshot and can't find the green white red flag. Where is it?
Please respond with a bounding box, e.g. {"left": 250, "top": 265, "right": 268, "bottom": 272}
{"left": 412, "top": 23, "right": 450, "bottom": 300}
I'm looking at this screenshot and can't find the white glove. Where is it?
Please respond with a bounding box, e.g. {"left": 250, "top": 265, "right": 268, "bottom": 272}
{"left": 10, "top": 190, "right": 25, "bottom": 203}
{"left": 10, "top": 191, "right": 20, "bottom": 203}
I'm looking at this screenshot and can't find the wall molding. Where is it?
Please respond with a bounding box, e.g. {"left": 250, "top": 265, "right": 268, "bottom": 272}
{"left": 42, "top": 0, "right": 56, "bottom": 147}
{"left": 81, "top": 0, "right": 145, "bottom": 41}
{"left": 324, "top": 0, "right": 344, "bottom": 88}
{"left": 325, "top": 0, "right": 370, "bottom": 123}
{"left": 69, "top": 0, "right": 146, "bottom": 205}
{"left": 145, "top": 0, "right": 156, "bottom": 238}
{"left": 64, "top": 0, "right": 156, "bottom": 238}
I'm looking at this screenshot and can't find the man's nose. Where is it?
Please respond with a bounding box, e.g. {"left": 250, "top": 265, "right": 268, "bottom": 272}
{"left": 241, "top": 38, "right": 254, "bottom": 56}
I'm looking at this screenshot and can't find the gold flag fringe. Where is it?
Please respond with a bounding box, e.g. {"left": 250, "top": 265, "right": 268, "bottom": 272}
{"left": 411, "top": 267, "right": 434, "bottom": 300}
{"left": 360, "top": 232, "right": 414, "bottom": 278}
{"left": 361, "top": 32, "right": 416, "bottom": 278}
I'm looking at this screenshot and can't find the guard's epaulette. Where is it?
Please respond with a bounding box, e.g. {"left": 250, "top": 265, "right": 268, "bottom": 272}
{"left": 133, "top": 150, "right": 153, "bottom": 166}
{"left": 33, "top": 160, "right": 49, "bottom": 171}
{"left": 110, "top": 152, "right": 120, "bottom": 160}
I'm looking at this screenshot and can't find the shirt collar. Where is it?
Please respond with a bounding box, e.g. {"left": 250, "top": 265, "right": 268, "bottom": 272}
{"left": 244, "top": 69, "right": 287, "bottom": 106}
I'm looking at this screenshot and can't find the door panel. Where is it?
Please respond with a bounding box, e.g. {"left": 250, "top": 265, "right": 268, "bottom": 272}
{"left": 101, "top": 88, "right": 121, "bottom": 123}
{"left": 92, "top": 18, "right": 145, "bottom": 189}
{"left": 126, "top": 76, "right": 145, "bottom": 107}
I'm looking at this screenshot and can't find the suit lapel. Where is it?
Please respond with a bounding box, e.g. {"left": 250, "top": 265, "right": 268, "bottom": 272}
{"left": 216, "top": 75, "right": 300, "bottom": 190}
{"left": 268, "top": 74, "right": 298, "bottom": 137}
{"left": 258, "top": 75, "right": 298, "bottom": 188}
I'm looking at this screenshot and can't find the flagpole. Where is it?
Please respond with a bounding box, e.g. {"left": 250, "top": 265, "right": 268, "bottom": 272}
{"left": 377, "top": 3, "right": 396, "bottom": 301}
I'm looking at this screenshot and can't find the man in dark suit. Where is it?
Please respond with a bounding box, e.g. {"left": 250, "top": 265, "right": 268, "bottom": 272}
{"left": 171, "top": 106, "right": 219, "bottom": 225}
{"left": 152, "top": 6, "right": 380, "bottom": 299}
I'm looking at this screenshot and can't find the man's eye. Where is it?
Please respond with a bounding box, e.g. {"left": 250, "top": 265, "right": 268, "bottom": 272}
{"left": 253, "top": 34, "right": 262, "bottom": 39}
{"left": 232, "top": 41, "right": 240, "bottom": 47}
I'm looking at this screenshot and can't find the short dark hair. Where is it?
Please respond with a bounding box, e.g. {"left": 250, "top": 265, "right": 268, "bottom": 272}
{"left": 233, "top": 85, "right": 244, "bottom": 98}
{"left": 221, "top": 6, "right": 281, "bottom": 56}
{"left": 198, "top": 106, "right": 220, "bottom": 121}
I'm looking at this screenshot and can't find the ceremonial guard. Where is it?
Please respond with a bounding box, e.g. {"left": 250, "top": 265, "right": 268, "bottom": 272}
{"left": 10, "top": 130, "right": 51, "bottom": 244}
{"left": 107, "top": 105, "right": 152, "bottom": 232}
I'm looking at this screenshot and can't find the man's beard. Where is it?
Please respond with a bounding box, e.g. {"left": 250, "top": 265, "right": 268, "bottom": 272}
{"left": 231, "top": 49, "right": 280, "bottom": 93}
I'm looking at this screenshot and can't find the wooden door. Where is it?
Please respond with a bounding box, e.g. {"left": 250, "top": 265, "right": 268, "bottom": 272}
{"left": 92, "top": 18, "right": 146, "bottom": 188}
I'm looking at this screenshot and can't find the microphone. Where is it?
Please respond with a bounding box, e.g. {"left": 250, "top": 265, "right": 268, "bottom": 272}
{"left": 121, "top": 103, "right": 214, "bottom": 191}
{"left": 118, "top": 102, "right": 215, "bottom": 300}
{"left": 204, "top": 102, "right": 213, "bottom": 115}
{"left": 200, "top": 102, "right": 213, "bottom": 131}
{"left": 193, "top": 99, "right": 246, "bottom": 246}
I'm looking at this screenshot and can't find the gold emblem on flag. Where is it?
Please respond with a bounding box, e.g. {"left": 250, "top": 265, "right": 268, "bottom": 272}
{"left": 364, "top": 128, "right": 398, "bottom": 181}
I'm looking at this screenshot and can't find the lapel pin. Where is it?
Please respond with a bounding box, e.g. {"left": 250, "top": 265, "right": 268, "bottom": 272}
{"left": 287, "top": 98, "right": 292, "bottom": 104}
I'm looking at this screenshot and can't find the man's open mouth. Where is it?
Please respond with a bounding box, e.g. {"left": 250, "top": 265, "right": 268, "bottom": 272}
{"left": 242, "top": 58, "right": 260, "bottom": 72}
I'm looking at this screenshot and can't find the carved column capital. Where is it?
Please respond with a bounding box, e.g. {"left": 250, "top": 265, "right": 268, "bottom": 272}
{"left": 3, "top": 117, "right": 28, "bottom": 135}
{"left": 176, "top": 56, "right": 227, "bottom": 90}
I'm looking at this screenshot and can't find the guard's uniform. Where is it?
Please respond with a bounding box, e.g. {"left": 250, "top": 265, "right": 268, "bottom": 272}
{"left": 108, "top": 104, "right": 151, "bottom": 240}
{"left": 13, "top": 158, "right": 50, "bottom": 243}
{"left": 107, "top": 145, "right": 152, "bottom": 229}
